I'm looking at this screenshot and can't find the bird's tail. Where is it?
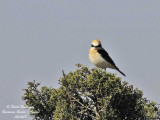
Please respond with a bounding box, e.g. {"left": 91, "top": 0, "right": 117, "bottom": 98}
{"left": 115, "top": 67, "right": 126, "bottom": 76}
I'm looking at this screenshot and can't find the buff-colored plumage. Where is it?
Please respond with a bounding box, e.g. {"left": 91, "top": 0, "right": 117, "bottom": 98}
{"left": 89, "top": 46, "right": 114, "bottom": 69}
{"left": 92, "top": 39, "right": 101, "bottom": 46}
{"left": 89, "top": 39, "right": 126, "bottom": 76}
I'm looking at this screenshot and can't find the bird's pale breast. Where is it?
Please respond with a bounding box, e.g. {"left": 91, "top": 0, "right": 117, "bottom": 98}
{"left": 89, "top": 49, "right": 113, "bottom": 69}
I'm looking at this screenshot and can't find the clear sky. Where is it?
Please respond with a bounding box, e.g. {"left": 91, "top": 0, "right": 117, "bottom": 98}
{"left": 0, "top": 0, "right": 160, "bottom": 119}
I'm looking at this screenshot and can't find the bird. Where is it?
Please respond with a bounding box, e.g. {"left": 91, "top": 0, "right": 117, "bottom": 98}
{"left": 89, "top": 39, "right": 126, "bottom": 76}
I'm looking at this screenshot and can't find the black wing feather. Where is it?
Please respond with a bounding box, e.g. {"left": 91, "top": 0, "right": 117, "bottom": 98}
{"left": 97, "top": 49, "right": 116, "bottom": 66}
{"left": 97, "top": 49, "right": 126, "bottom": 76}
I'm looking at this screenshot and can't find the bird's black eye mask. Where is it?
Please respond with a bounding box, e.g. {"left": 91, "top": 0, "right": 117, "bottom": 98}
{"left": 91, "top": 44, "right": 102, "bottom": 47}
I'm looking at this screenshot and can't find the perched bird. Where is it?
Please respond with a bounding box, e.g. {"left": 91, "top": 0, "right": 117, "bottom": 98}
{"left": 89, "top": 39, "right": 126, "bottom": 76}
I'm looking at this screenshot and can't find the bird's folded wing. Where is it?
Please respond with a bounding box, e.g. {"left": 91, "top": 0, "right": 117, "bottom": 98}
{"left": 97, "top": 49, "right": 116, "bottom": 66}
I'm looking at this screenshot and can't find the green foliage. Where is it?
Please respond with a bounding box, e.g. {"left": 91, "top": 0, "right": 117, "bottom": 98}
{"left": 22, "top": 64, "right": 160, "bottom": 120}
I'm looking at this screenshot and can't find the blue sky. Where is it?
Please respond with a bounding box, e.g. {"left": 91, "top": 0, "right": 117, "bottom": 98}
{"left": 0, "top": 0, "right": 160, "bottom": 119}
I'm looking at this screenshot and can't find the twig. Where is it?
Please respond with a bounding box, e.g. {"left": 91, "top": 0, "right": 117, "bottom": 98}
{"left": 62, "top": 70, "right": 74, "bottom": 120}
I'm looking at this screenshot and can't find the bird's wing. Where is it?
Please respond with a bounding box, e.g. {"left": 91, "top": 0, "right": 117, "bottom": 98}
{"left": 97, "top": 48, "right": 116, "bottom": 66}
{"left": 97, "top": 48, "right": 126, "bottom": 76}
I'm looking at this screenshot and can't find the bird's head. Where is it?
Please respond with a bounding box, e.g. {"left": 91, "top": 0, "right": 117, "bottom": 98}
{"left": 91, "top": 39, "right": 102, "bottom": 48}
